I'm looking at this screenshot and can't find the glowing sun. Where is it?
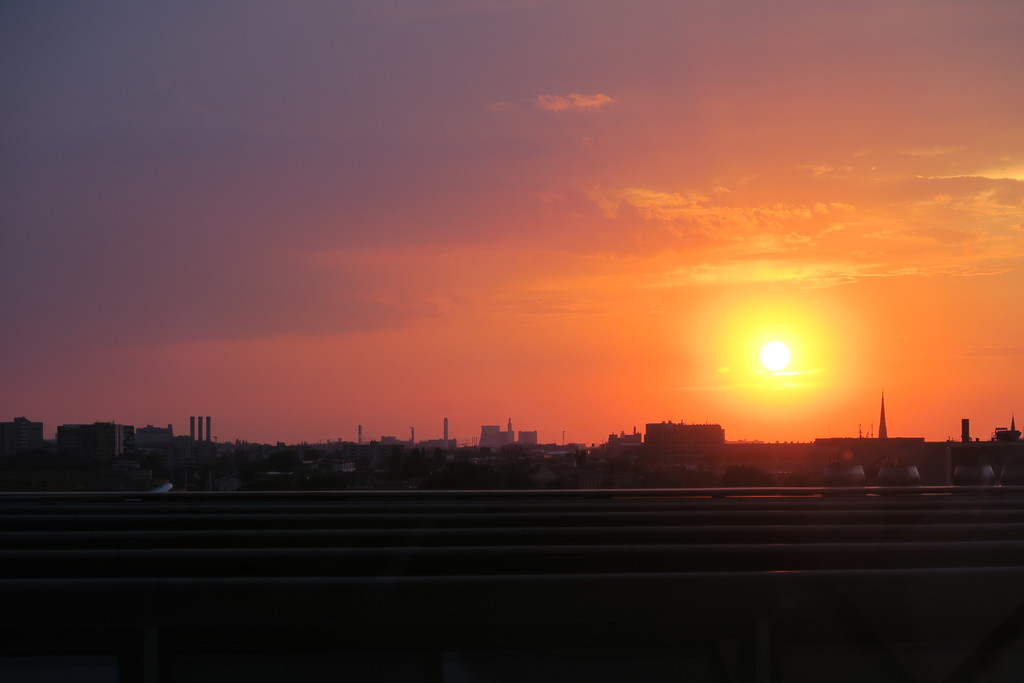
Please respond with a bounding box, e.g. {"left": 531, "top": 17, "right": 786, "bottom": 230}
{"left": 760, "top": 341, "right": 791, "bottom": 372}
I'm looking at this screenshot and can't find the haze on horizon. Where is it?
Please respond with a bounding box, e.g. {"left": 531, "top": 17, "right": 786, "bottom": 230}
{"left": 2, "top": 0, "right": 1022, "bottom": 446}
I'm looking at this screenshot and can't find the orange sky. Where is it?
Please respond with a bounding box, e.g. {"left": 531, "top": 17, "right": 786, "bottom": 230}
{"left": 2, "top": 1, "right": 1023, "bottom": 445}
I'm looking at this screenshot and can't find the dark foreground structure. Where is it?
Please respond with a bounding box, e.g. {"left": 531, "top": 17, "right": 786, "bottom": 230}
{"left": 5, "top": 488, "right": 1024, "bottom": 682}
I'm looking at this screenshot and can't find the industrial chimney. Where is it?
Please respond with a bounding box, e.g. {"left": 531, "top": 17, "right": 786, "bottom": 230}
{"left": 206, "top": 416, "right": 212, "bottom": 443}
{"left": 962, "top": 419, "right": 971, "bottom": 443}
{"left": 190, "top": 416, "right": 196, "bottom": 441}
{"left": 444, "top": 417, "right": 449, "bottom": 446}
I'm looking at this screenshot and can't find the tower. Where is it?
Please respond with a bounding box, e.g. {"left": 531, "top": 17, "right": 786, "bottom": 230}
{"left": 878, "top": 393, "right": 888, "bottom": 440}
{"left": 443, "top": 417, "right": 449, "bottom": 446}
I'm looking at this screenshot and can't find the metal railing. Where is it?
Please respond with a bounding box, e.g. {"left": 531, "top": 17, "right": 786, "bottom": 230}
{"left": 3, "top": 489, "right": 1024, "bottom": 681}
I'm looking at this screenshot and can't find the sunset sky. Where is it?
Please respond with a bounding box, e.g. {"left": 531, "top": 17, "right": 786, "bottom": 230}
{"left": 3, "top": 0, "right": 1023, "bottom": 446}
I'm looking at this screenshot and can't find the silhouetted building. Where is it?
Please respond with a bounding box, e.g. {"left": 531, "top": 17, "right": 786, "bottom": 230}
{"left": 135, "top": 424, "right": 196, "bottom": 470}
{"left": 644, "top": 421, "right": 725, "bottom": 463}
{"left": 417, "top": 438, "right": 455, "bottom": 450}
{"left": 479, "top": 425, "right": 500, "bottom": 447}
{"left": 995, "top": 414, "right": 1021, "bottom": 442}
{"left": 341, "top": 441, "right": 394, "bottom": 468}
{"left": 479, "top": 419, "right": 538, "bottom": 448}
{"left": 135, "top": 424, "right": 174, "bottom": 449}
{"left": 57, "top": 422, "right": 134, "bottom": 463}
{"left": 878, "top": 392, "right": 888, "bottom": 439}
{"left": 606, "top": 428, "right": 643, "bottom": 459}
{"left": 722, "top": 441, "right": 813, "bottom": 480}
{"left": 480, "top": 420, "right": 515, "bottom": 448}
{"left": 0, "top": 416, "right": 44, "bottom": 457}
{"left": 809, "top": 436, "right": 943, "bottom": 484}
{"left": 166, "top": 436, "right": 202, "bottom": 471}
{"left": 948, "top": 415, "right": 1024, "bottom": 484}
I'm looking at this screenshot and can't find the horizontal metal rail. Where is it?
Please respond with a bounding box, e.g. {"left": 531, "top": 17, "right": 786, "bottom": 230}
{"left": 5, "top": 540, "right": 1024, "bottom": 578}
{"left": 5, "top": 521, "right": 1024, "bottom": 549}
{"left": 3, "top": 485, "right": 1024, "bottom": 501}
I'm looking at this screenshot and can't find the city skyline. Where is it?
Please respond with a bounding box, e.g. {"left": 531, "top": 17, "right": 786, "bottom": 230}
{"left": 3, "top": 2, "right": 1023, "bottom": 446}
{"left": 6, "top": 396, "right": 1020, "bottom": 448}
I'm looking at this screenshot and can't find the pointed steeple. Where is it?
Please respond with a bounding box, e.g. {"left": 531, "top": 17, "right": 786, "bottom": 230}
{"left": 878, "top": 393, "right": 888, "bottom": 440}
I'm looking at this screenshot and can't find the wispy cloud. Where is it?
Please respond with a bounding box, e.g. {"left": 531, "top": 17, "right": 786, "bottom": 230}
{"left": 535, "top": 93, "right": 615, "bottom": 112}
{"left": 917, "top": 169, "right": 1024, "bottom": 183}
{"left": 589, "top": 187, "right": 853, "bottom": 244}
{"left": 799, "top": 163, "right": 852, "bottom": 177}
{"left": 483, "top": 101, "right": 513, "bottom": 111}
{"left": 900, "top": 146, "right": 961, "bottom": 157}
{"left": 582, "top": 178, "right": 1024, "bottom": 288}
{"left": 957, "top": 346, "right": 1024, "bottom": 359}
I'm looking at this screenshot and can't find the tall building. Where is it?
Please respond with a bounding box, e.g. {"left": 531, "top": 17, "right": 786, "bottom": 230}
{"left": 135, "top": 424, "right": 194, "bottom": 470}
{"left": 606, "top": 429, "right": 643, "bottom": 459}
{"left": 644, "top": 422, "right": 725, "bottom": 463}
{"left": 479, "top": 421, "right": 516, "bottom": 448}
{"left": 0, "top": 417, "right": 44, "bottom": 457}
{"left": 57, "top": 422, "right": 134, "bottom": 463}
{"left": 135, "top": 424, "right": 174, "bottom": 449}
{"left": 518, "top": 431, "right": 538, "bottom": 446}
{"left": 479, "top": 425, "right": 501, "bottom": 448}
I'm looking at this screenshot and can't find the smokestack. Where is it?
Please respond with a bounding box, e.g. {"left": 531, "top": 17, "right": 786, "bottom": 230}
{"left": 206, "top": 416, "right": 212, "bottom": 443}
{"left": 962, "top": 418, "right": 971, "bottom": 443}
{"left": 444, "top": 417, "right": 449, "bottom": 446}
{"left": 190, "top": 416, "right": 196, "bottom": 441}
{"left": 410, "top": 426, "right": 415, "bottom": 444}
{"left": 358, "top": 425, "right": 362, "bottom": 444}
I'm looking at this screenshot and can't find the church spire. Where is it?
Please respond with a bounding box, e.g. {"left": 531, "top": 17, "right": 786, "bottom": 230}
{"left": 878, "top": 392, "right": 888, "bottom": 439}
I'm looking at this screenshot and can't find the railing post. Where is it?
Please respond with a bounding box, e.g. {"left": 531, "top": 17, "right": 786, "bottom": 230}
{"left": 144, "top": 625, "right": 160, "bottom": 683}
{"left": 755, "top": 617, "right": 771, "bottom": 683}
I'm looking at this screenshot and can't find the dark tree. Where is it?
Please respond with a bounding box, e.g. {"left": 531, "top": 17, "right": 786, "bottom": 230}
{"left": 265, "top": 450, "right": 302, "bottom": 472}
{"left": 719, "top": 465, "right": 776, "bottom": 487}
